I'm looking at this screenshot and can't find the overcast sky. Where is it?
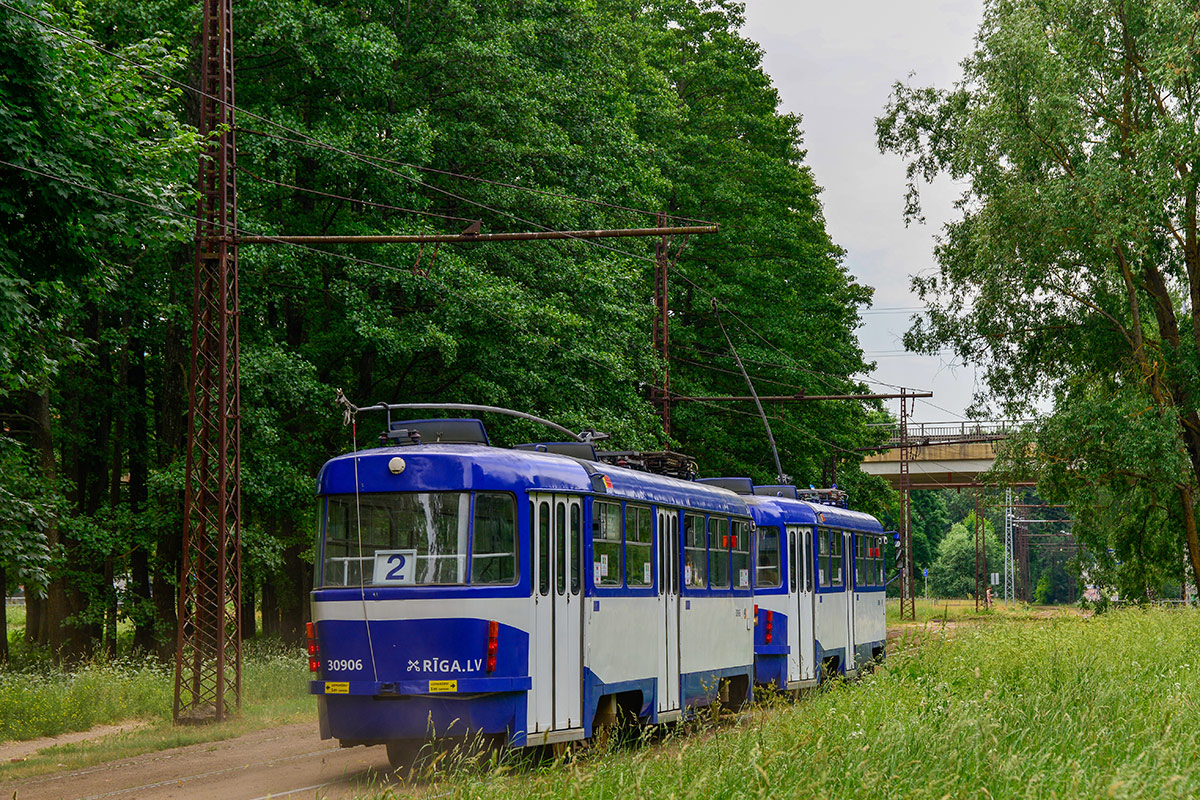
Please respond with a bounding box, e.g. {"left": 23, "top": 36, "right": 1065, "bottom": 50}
{"left": 740, "top": 1, "right": 985, "bottom": 423}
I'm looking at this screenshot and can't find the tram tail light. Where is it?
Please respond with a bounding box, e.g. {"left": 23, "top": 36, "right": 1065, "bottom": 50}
{"left": 753, "top": 604, "right": 759, "bottom": 626}
{"left": 765, "top": 610, "right": 774, "bottom": 644}
{"left": 486, "top": 620, "right": 499, "bottom": 673}
{"left": 306, "top": 622, "right": 320, "bottom": 673}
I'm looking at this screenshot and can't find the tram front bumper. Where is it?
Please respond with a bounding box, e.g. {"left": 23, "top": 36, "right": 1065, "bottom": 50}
{"left": 310, "top": 676, "right": 532, "bottom": 696}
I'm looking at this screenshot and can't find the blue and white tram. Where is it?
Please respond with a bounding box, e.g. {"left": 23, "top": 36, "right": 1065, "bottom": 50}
{"left": 808, "top": 501, "right": 888, "bottom": 677}
{"left": 308, "top": 419, "right": 755, "bottom": 764}
{"left": 698, "top": 479, "right": 888, "bottom": 686}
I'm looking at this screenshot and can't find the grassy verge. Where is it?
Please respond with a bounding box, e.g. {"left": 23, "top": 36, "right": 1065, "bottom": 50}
{"left": 0, "top": 621, "right": 312, "bottom": 781}
{"left": 885, "top": 595, "right": 996, "bottom": 623}
{"left": 420, "top": 608, "right": 1200, "bottom": 800}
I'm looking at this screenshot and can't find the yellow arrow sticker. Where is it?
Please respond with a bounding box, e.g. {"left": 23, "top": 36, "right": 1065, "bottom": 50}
{"left": 324, "top": 682, "right": 349, "bottom": 694}
{"left": 429, "top": 680, "right": 458, "bottom": 693}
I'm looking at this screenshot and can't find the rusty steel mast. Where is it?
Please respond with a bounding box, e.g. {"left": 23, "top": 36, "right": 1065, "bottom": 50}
{"left": 174, "top": 0, "right": 241, "bottom": 723}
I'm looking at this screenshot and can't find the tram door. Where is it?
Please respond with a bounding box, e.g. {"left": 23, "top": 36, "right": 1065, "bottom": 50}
{"left": 792, "top": 526, "right": 816, "bottom": 682}
{"left": 844, "top": 530, "right": 857, "bottom": 673}
{"left": 656, "top": 509, "right": 681, "bottom": 714}
{"left": 531, "top": 494, "right": 584, "bottom": 734}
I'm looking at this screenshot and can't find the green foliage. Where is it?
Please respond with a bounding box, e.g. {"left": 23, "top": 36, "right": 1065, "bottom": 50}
{"left": 877, "top": 0, "right": 1200, "bottom": 590}
{"left": 0, "top": 438, "right": 59, "bottom": 595}
{"left": 995, "top": 384, "right": 1187, "bottom": 599}
{"left": 432, "top": 608, "right": 1200, "bottom": 800}
{"left": 0, "top": 0, "right": 199, "bottom": 392}
{"left": 1034, "top": 572, "right": 1052, "bottom": 605}
{"left": 928, "top": 512, "right": 1004, "bottom": 598}
{"left": 1, "top": 0, "right": 885, "bottom": 655}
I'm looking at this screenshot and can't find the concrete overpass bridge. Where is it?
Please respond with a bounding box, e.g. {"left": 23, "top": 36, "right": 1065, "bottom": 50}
{"left": 859, "top": 420, "right": 1026, "bottom": 490}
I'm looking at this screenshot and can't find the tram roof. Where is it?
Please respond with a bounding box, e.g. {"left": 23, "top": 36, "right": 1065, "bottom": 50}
{"left": 316, "top": 443, "right": 749, "bottom": 516}
{"left": 744, "top": 494, "right": 884, "bottom": 533}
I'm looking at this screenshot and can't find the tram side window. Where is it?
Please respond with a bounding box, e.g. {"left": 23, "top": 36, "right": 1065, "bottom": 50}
{"left": 818, "top": 528, "right": 831, "bottom": 588}
{"left": 471, "top": 493, "right": 517, "bottom": 585}
{"left": 854, "top": 536, "right": 864, "bottom": 587}
{"left": 710, "top": 517, "right": 730, "bottom": 589}
{"left": 556, "top": 503, "right": 567, "bottom": 596}
{"left": 757, "top": 526, "right": 782, "bottom": 589}
{"left": 684, "top": 513, "right": 707, "bottom": 588}
{"left": 870, "top": 536, "right": 883, "bottom": 586}
{"left": 861, "top": 536, "right": 874, "bottom": 587}
{"left": 803, "top": 528, "right": 815, "bottom": 592}
{"left": 626, "top": 505, "right": 653, "bottom": 587}
{"left": 570, "top": 504, "right": 582, "bottom": 595}
{"left": 731, "top": 520, "right": 750, "bottom": 589}
{"left": 830, "top": 530, "right": 844, "bottom": 588}
{"left": 321, "top": 493, "right": 467, "bottom": 587}
{"left": 593, "top": 501, "right": 622, "bottom": 587}
{"left": 538, "top": 501, "right": 551, "bottom": 596}
{"left": 787, "top": 532, "right": 796, "bottom": 594}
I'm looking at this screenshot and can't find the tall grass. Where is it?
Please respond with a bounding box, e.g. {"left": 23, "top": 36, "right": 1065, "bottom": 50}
{"left": 0, "top": 636, "right": 308, "bottom": 742}
{"left": 431, "top": 608, "right": 1200, "bottom": 800}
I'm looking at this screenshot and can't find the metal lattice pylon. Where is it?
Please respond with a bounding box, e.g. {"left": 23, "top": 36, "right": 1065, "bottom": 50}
{"left": 1003, "top": 487, "right": 1014, "bottom": 606}
{"left": 174, "top": 0, "right": 241, "bottom": 723}
{"left": 898, "top": 389, "right": 916, "bottom": 620}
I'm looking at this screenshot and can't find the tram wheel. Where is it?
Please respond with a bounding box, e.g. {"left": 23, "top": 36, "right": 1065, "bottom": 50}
{"left": 385, "top": 738, "right": 424, "bottom": 773}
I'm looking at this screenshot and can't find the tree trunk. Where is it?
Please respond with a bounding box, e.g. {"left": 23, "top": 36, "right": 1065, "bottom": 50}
{"left": 241, "top": 583, "right": 256, "bottom": 640}
{"left": 129, "top": 327, "right": 155, "bottom": 653}
{"left": 26, "top": 389, "right": 78, "bottom": 657}
{"left": 153, "top": 266, "right": 189, "bottom": 659}
{"left": 261, "top": 577, "right": 279, "bottom": 637}
{"left": 1181, "top": 485, "right": 1200, "bottom": 594}
{"left": 24, "top": 593, "right": 41, "bottom": 647}
{"left": 0, "top": 565, "right": 8, "bottom": 664}
{"left": 104, "top": 557, "right": 117, "bottom": 659}
{"left": 279, "top": 524, "right": 308, "bottom": 646}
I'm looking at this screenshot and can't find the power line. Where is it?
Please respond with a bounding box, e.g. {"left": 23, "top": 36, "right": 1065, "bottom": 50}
{"left": 5, "top": 157, "right": 897, "bottom": 477}
{"left": 0, "top": 157, "right": 645, "bottom": 384}
{"left": 858, "top": 306, "right": 925, "bottom": 315}
{"left": 675, "top": 341, "right": 935, "bottom": 397}
{"left": 670, "top": 355, "right": 814, "bottom": 393}
{"left": 238, "top": 126, "right": 716, "bottom": 225}
{"left": 8, "top": 0, "right": 941, "bottom": 417}
{"left": 236, "top": 168, "right": 477, "bottom": 223}
{"left": 7, "top": 2, "right": 956, "bottom": 438}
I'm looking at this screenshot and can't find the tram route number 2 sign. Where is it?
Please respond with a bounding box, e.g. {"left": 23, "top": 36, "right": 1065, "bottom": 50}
{"left": 374, "top": 549, "right": 418, "bottom": 585}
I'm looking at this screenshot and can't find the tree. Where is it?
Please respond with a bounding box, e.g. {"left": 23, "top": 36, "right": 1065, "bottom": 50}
{"left": 0, "top": 0, "right": 199, "bottom": 659}
{"left": 877, "top": 0, "right": 1200, "bottom": 589}
{"left": 2, "top": 0, "right": 886, "bottom": 656}
{"left": 928, "top": 512, "right": 1003, "bottom": 599}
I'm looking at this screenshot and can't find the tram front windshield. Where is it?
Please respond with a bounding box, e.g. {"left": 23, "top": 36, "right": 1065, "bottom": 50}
{"left": 319, "top": 492, "right": 517, "bottom": 587}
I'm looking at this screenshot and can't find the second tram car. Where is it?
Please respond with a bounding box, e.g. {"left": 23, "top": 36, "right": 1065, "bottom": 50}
{"left": 697, "top": 479, "right": 887, "bottom": 688}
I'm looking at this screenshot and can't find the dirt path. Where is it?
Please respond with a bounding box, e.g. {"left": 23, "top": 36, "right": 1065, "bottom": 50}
{"left": 1, "top": 723, "right": 410, "bottom": 800}
{"left": 0, "top": 723, "right": 149, "bottom": 764}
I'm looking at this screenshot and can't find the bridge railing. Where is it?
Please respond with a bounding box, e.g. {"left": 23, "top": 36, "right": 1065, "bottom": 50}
{"left": 868, "top": 420, "right": 1030, "bottom": 447}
